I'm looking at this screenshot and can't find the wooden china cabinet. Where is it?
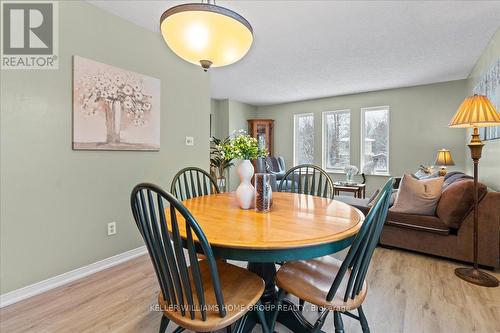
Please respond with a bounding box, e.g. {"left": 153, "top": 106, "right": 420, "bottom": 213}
{"left": 247, "top": 119, "right": 274, "bottom": 156}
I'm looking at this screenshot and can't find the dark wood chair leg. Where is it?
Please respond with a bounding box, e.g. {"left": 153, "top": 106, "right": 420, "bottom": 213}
{"left": 159, "top": 315, "right": 169, "bottom": 333}
{"left": 333, "top": 311, "right": 344, "bottom": 333}
{"left": 298, "top": 298, "right": 305, "bottom": 311}
{"left": 358, "top": 306, "right": 370, "bottom": 333}
{"left": 172, "top": 325, "right": 185, "bottom": 333}
{"left": 233, "top": 316, "right": 248, "bottom": 333}
{"left": 311, "top": 309, "right": 330, "bottom": 333}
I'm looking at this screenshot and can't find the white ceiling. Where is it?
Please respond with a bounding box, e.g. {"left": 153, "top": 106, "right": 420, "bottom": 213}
{"left": 89, "top": 1, "right": 500, "bottom": 106}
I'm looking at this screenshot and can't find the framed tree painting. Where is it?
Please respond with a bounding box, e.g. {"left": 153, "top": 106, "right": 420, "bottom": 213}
{"left": 473, "top": 58, "right": 500, "bottom": 141}
{"left": 73, "top": 56, "right": 160, "bottom": 150}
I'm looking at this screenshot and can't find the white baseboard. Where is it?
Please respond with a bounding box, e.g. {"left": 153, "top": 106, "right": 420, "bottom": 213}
{"left": 0, "top": 245, "right": 147, "bottom": 308}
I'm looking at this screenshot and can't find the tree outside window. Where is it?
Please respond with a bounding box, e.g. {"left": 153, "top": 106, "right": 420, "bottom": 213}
{"left": 323, "top": 110, "right": 350, "bottom": 171}
{"left": 294, "top": 113, "right": 314, "bottom": 165}
{"left": 361, "top": 107, "right": 390, "bottom": 175}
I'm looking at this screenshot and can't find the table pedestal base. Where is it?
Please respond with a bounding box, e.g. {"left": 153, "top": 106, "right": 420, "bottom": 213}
{"left": 247, "top": 262, "right": 277, "bottom": 304}
{"left": 243, "top": 262, "right": 325, "bottom": 333}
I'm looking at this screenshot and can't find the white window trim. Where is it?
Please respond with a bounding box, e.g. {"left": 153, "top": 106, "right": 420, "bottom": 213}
{"left": 293, "top": 113, "right": 314, "bottom": 166}
{"left": 322, "top": 109, "right": 351, "bottom": 173}
{"left": 360, "top": 106, "right": 390, "bottom": 176}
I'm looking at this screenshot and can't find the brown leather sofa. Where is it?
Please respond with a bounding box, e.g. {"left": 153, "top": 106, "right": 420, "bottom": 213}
{"left": 338, "top": 174, "right": 500, "bottom": 269}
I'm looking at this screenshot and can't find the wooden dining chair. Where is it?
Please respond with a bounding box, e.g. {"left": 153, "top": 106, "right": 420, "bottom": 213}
{"left": 278, "top": 164, "right": 335, "bottom": 199}
{"left": 171, "top": 167, "right": 219, "bottom": 201}
{"left": 130, "top": 183, "right": 269, "bottom": 333}
{"left": 270, "top": 178, "right": 394, "bottom": 333}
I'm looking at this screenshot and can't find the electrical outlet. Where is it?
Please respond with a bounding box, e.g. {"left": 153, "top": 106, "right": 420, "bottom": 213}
{"left": 185, "top": 136, "right": 194, "bottom": 146}
{"left": 107, "top": 222, "right": 117, "bottom": 236}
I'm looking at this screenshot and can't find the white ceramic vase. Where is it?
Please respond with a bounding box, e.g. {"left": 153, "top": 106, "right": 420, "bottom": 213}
{"left": 236, "top": 160, "right": 255, "bottom": 209}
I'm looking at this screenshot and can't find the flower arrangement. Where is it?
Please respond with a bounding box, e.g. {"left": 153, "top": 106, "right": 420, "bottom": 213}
{"left": 76, "top": 71, "right": 152, "bottom": 127}
{"left": 221, "top": 130, "right": 268, "bottom": 161}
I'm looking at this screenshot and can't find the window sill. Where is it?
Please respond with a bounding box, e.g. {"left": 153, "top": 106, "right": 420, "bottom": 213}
{"left": 365, "top": 173, "right": 391, "bottom": 177}
{"left": 325, "top": 169, "right": 345, "bottom": 174}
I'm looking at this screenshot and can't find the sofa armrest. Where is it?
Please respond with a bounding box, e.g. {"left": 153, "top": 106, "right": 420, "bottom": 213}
{"left": 269, "top": 170, "right": 285, "bottom": 180}
{"left": 456, "top": 191, "right": 500, "bottom": 268}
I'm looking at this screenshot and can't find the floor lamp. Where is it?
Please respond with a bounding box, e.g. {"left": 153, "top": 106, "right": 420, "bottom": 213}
{"left": 449, "top": 94, "right": 500, "bottom": 287}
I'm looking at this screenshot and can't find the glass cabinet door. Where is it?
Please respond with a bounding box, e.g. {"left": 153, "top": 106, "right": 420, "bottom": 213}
{"left": 248, "top": 119, "right": 273, "bottom": 156}
{"left": 256, "top": 124, "right": 267, "bottom": 151}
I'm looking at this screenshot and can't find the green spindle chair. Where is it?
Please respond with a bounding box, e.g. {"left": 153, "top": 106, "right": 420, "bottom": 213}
{"left": 278, "top": 164, "right": 335, "bottom": 309}
{"left": 278, "top": 164, "right": 335, "bottom": 199}
{"left": 170, "top": 167, "right": 219, "bottom": 201}
{"left": 270, "top": 178, "right": 394, "bottom": 333}
{"left": 131, "top": 183, "right": 269, "bottom": 333}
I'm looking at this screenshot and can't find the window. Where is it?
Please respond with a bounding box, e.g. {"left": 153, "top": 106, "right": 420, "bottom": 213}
{"left": 293, "top": 113, "right": 314, "bottom": 165}
{"left": 322, "top": 110, "right": 350, "bottom": 171}
{"left": 361, "top": 106, "right": 390, "bottom": 175}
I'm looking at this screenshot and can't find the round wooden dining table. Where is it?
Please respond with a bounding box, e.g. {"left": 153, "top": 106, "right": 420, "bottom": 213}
{"left": 182, "top": 191, "right": 365, "bottom": 332}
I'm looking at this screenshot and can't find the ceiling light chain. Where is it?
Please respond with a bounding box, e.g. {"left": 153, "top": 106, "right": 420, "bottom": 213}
{"left": 201, "top": 0, "right": 216, "bottom": 6}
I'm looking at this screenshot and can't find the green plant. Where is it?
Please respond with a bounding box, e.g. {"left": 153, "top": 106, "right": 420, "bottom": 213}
{"left": 222, "top": 130, "right": 268, "bottom": 161}
{"left": 210, "top": 136, "right": 233, "bottom": 179}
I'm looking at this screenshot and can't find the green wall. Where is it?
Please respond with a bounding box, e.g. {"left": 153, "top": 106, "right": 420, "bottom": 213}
{"left": 211, "top": 99, "right": 229, "bottom": 139}
{"left": 466, "top": 27, "right": 500, "bottom": 190}
{"left": 256, "top": 80, "right": 468, "bottom": 194}
{"left": 0, "top": 2, "right": 210, "bottom": 293}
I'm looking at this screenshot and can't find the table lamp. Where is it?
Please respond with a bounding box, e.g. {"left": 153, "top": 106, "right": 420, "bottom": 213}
{"left": 449, "top": 94, "right": 500, "bottom": 287}
{"left": 434, "top": 149, "right": 455, "bottom": 176}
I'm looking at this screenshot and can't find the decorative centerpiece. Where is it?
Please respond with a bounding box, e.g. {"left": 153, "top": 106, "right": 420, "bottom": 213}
{"left": 254, "top": 173, "right": 272, "bottom": 212}
{"left": 344, "top": 165, "right": 359, "bottom": 184}
{"left": 222, "top": 130, "right": 267, "bottom": 209}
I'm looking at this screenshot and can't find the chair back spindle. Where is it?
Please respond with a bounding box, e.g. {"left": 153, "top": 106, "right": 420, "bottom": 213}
{"left": 131, "top": 183, "right": 226, "bottom": 321}
{"left": 326, "top": 178, "right": 394, "bottom": 302}
{"left": 171, "top": 167, "right": 219, "bottom": 201}
{"left": 278, "top": 164, "right": 334, "bottom": 199}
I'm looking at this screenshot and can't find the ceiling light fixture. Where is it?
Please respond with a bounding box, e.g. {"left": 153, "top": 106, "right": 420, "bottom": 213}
{"left": 160, "top": 1, "right": 253, "bottom": 71}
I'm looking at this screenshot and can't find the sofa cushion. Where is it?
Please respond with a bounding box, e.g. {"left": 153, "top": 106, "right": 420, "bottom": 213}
{"left": 386, "top": 211, "right": 449, "bottom": 235}
{"left": 335, "top": 195, "right": 370, "bottom": 215}
{"left": 265, "top": 157, "right": 280, "bottom": 172}
{"left": 436, "top": 179, "right": 488, "bottom": 229}
{"left": 390, "top": 174, "right": 444, "bottom": 215}
{"left": 265, "top": 156, "right": 286, "bottom": 180}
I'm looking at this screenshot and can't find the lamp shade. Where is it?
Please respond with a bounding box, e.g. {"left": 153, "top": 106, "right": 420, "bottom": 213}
{"left": 449, "top": 95, "right": 500, "bottom": 128}
{"left": 434, "top": 149, "right": 455, "bottom": 166}
{"left": 160, "top": 3, "right": 253, "bottom": 71}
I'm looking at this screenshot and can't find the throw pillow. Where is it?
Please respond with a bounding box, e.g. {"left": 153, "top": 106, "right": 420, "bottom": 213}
{"left": 390, "top": 174, "right": 444, "bottom": 215}
{"left": 412, "top": 165, "right": 440, "bottom": 180}
{"left": 412, "top": 169, "right": 429, "bottom": 179}
{"left": 419, "top": 170, "right": 441, "bottom": 180}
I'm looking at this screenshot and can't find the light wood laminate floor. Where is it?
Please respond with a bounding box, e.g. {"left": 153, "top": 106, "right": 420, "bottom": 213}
{"left": 1, "top": 248, "right": 499, "bottom": 333}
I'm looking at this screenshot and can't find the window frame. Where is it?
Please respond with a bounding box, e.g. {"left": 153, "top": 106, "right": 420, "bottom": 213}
{"left": 322, "top": 109, "right": 351, "bottom": 173}
{"left": 293, "top": 112, "right": 315, "bottom": 166}
{"left": 360, "top": 106, "right": 390, "bottom": 176}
